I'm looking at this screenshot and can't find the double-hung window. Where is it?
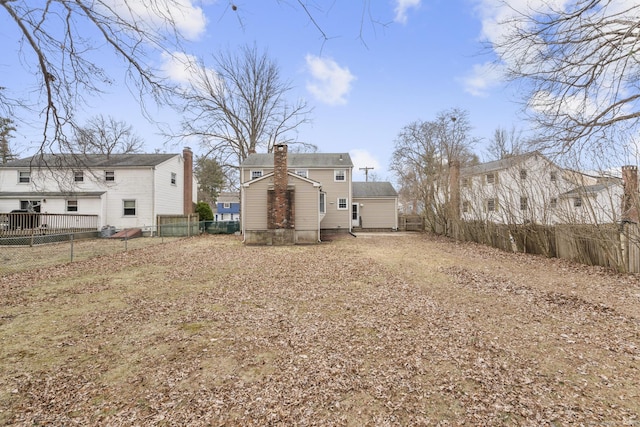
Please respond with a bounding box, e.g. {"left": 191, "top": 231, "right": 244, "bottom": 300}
{"left": 251, "top": 170, "right": 263, "bottom": 180}
{"left": 123, "top": 200, "right": 136, "bottom": 216}
{"left": 334, "top": 169, "right": 346, "bottom": 182}
{"left": 337, "top": 197, "right": 348, "bottom": 210}
{"left": 171, "top": 172, "right": 177, "bottom": 185}
{"left": 105, "top": 170, "right": 115, "bottom": 182}
{"left": 18, "top": 171, "right": 30, "bottom": 183}
{"left": 66, "top": 200, "right": 78, "bottom": 212}
{"left": 74, "top": 171, "right": 84, "bottom": 182}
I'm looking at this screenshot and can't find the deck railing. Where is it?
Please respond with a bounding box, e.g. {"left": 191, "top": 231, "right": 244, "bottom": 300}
{"left": 0, "top": 212, "right": 99, "bottom": 237}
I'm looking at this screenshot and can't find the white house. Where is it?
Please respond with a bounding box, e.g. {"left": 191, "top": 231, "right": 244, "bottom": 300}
{"left": 0, "top": 148, "right": 197, "bottom": 231}
{"left": 458, "top": 152, "right": 627, "bottom": 225}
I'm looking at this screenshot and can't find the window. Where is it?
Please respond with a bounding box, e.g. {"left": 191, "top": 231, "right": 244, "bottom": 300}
{"left": 18, "top": 171, "right": 30, "bottom": 183}
{"left": 550, "top": 171, "right": 557, "bottom": 182}
{"left": 485, "top": 173, "right": 496, "bottom": 185}
{"left": 20, "top": 200, "right": 41, "bottom": 212}
{"left": 520, "top": 196, "right": 528, "bottom": 211}
{"left": 251, "top": 170, "right": 263, "bottom": 180}
{"left": 462, "top": 201, "right": 469, "bottom": 213}
{"left": 105, "top": 170, "right": 115, "bottom": 182}
{"left": 337, "top": 197, "right": 348, "bottom": 210}
{"left": 487, "top": 198, "right": 497, "bottom": 212}
{"left": 550, "top": 198, "right": 558, "bottom": 209}
{"left": 74, "top": 171, "right": 84, "bottom": 182}
{"left": 66, "top": 200, "right": 78, "bottom": 212}
{"left": 294, "top": 169, "right": 308, "bottom": 178}
{"left": 462, "top": 177, "right": 471, "bottom": 188}
{"left": 574, "top": 197, "right": 583, "bottom": 208}
{"left": 520, "top": 169, "right": 527, "bottom": 180}
{"left": 123, "top": 200, "right": 136, "bottom": 216}
{"left": 171, "top": 172, "right": 177, "bottom": 185}
{"left": 319, "top": 193, "right": 326, "bottom": 213}
{"left": 334, "top": 169, "right": 346, "bottom": 181}
{"left": 223, "top": 202, "right": 230, "bottom": 209}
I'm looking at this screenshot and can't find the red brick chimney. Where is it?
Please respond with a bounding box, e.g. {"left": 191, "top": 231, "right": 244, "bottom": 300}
{"left": 183, "top": 147, "right": 194, "bottom": 215}
{"left": 622, "top": 165, "right": 638, "bottom": 222}
{"left": 268, "top": 144, "right": 294, "bottom": 229}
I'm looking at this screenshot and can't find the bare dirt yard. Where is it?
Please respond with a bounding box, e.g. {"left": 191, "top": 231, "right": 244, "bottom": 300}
{"left": 1, "top": 233, "right": 639, "bottom": 426}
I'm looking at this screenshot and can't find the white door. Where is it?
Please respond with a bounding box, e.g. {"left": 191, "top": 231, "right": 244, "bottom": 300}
{"left": 351, "top": 203, "right": 360, "bottom": 227}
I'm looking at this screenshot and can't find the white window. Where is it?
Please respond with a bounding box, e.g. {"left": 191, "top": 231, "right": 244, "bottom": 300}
{"left": 334, "top": 169, "right": 346, "bottom": 181}
{"left": 462, "top": 177, "right": 471, "bottom": 188}
{"left": 223, "top": 202, "right": 230, "bottom": 209}
{"left": 123, "top": 200, "right": 136, "bottom": 216}
{"left": 520, "top": 169, "right": 527, "bottom": 180}
{"left": 251, "top": 170, "right": 263, "bottom": 180}
{"left": 171, "top": 172, "right": 176, "bottom": 185}
{"left": 74, "top": 171, "right": 84, "bottom": 182}
{"left": 487, "top": 198, "right": 497, "bottom": 212}
{"left": 574, "top": 197, "right": 583, "bottom": 208}
{"left": 320, "top": 193, "right": 326, "bottom": 214}
{"left": 294, "top": 169, "right": 308, "bottom": 178}
{"left": 550, "top": 198, "right": 558, "bottom": 209}
{"left": 337, "top": 197, "right": 348, "bottom": 210}
{"left": 486, "top": 173, "right": 496, "bottom": 185}
{"left": 550, "top": 171, "right": 557, "bottom": 182}
{"left": 520, "top": 196, "right": 528, "bottom": 211}
{"left": 18, "top": 171, "right": 30, "bottom": 183}
{"left": 66, "top": 200, "right": 78, "bottom": 212}
{"left": 105, "top": 170, "right": 115, "bottom": 182}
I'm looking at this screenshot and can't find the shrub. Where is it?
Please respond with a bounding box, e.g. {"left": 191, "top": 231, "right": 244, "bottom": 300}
{"left": 195, "top": 201, "right": 214, "bottom": 221}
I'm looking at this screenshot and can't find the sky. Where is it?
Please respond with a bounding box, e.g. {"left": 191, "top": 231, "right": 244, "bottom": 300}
{"left": 2, "top": 0, "right": 537, "bottom": 184}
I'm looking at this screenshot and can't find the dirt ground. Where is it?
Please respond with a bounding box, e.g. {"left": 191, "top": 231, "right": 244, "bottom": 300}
{"left": 0, "top": 233, "right": 639, "bottom": 426}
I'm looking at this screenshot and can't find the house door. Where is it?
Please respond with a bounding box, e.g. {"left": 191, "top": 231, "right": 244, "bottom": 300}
{"left": 351, "top": 203, "right": 360, "bottom": 227}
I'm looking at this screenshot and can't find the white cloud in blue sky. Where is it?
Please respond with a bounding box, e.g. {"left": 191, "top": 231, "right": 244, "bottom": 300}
{"left": 461, "top": 62, "right": 504, "bottom": 97}
{"left": 305, "top": 55, "right": 356, "bottom": 106}
{"left": 393, "top": 0, "right": 421, "bottom": 24}
{"left": 350, "top": 149, "right": 381, "bottom": 179}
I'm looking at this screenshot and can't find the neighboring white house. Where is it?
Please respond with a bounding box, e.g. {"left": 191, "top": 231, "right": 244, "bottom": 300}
{"left": 0, "top": 148, "right": 197, "bottom": 230}
{"left": 459, "top": 152, "right": 626, "bottom": 225}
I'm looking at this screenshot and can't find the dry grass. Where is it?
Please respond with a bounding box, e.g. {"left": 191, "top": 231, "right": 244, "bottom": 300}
{"left": 1, "top": 233, "right": 639, "bottom": 426}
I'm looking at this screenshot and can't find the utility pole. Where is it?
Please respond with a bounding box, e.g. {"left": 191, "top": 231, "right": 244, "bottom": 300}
{"left": 359, "top": 166, "right": 374, "bottom": 182}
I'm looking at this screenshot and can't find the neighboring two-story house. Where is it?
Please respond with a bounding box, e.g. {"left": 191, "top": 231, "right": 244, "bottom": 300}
{"left": 458, "top": 151, "right": 626, "bottom": 225}
{"left": 239, "top": 144, "right": 398, "bottom": 244}
{"left": 0, "top": 148, "right": 197, "bottom": 231}
{"left": 214, "top": 192, "right": 240, "bottom": 222}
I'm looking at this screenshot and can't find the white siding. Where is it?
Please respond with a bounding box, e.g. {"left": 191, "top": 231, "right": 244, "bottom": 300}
{"left": 354, "top": 198, "right": 397, "bottom": 229}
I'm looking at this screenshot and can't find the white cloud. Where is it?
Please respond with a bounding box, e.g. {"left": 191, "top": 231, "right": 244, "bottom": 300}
{"left": 305, "top": 55, "right": 356, "bottom": 106}
{"left": 461, "top": 62, "right": 505, "bottom": 97}
{"left": 350, "top": 149, "right": 381, "bottom": 179}
{"left": 394, "top": 0, "right": 421, "bottom": 24}
{"left": 161, "top": 52, "right": 221, "bottom": 96}
{"left": 101, "top": 0, "right": 207, "bottom": 41}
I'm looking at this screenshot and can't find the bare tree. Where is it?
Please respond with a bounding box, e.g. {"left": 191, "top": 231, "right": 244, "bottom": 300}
{"left": 1, "top": 0, "right": 202, "bottom": 153}
{"left": 176, "top": 45, "right": 314, "bottom": 170}
{"left": 492, "top": 0, "right": 640, "bottom": 160}
{"left": 486, "top": 126, "right": 527, "bottom": 161}
{"left": 68, "top": 115, "right": 144, "bottom": 157}
{"left": 390, "top": 108, "right": 478, "bottom": 232}
{"left": 0, "top": 116, "right": 17, "bottom": 164}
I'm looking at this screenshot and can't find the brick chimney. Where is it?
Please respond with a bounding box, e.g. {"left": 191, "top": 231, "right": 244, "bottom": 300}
{"left": 268, "top": 144, "right": 294, "bottom": 229}
{"left": 622, "top": 165, "right": 638, "bottom": 222}
{"left": 183, "top": 147, "right": 194, "bottom": 215}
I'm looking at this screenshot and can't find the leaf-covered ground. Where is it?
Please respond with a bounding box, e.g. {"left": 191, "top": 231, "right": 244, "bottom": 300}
{"left": 1, "top": 233, "right": 639, "bottom": 426}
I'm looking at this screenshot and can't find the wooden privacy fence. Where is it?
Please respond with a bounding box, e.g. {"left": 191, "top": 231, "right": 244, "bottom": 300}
{"left": 445, "top": 221, "right": 640, "bottom": 273}
{"left": 157, "top": 214, "right": 200, "bottom": 237}
{"left": 399, "top": 214, "right": 424, "bottom": 231}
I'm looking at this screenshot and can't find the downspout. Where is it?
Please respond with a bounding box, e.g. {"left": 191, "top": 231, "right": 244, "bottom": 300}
{"left": 241, "top": 183, "right": 246, "bottom": 242}
{"left": 151, "top": 165, "right": 156, "bottom": 236}
{"left": 348, "top": 165, "right": 353, "bottom": 233}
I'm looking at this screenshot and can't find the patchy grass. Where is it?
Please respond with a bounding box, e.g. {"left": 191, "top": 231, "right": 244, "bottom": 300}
{"left": 0, "top": 233, "right": 639, "bottom": 425}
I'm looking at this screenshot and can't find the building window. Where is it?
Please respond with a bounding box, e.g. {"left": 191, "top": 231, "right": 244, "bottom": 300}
{"left": 223, "top": 202, "right": 230, "bottom": 209}
{"left": 337, "top": 197, "right": 348, "bottom": 210}
{"left": 462, "top": 201, "right": 469, "bottom": 213}
{"left": 20, "top": 200, "right": 41, "bottom": 212}
{"left": 520, "top": 169, "right": 527, "bottom": 180}
{"left": 123, "top": 200, "right": 136, "bottom": 216}
{"left": 520, "top": 196, "right": 528, "bottom": 210}
{"left": 485, "top": 173, "right": 496, "bottom": 185}
{"left": 74, "top": 171, "right": 84, "bottom": 182}
{"left": 320, "top": 193, "right": 326, "bottom": 214}
{"left": 462, "top": 177, "right": 471, "bottom": 188}
{"left": 171, "top": 172, "right": 177, "bottom": 185}
{"left": 251, "top": 170, "right": 263, "bottom": 180}
{"left": 574, "top": 197, "right": 583, "bottom": 208}
{"left": 487, "top": 198, "right": 497, "bottom": 212}
{"left": 550, "top": 198, "right": 558, "bottom": 209}
{"left": 18, "top": 171, "right": 30, "bottom": 183}
{"left": 295, "top": 169, "right": 308, "bottom": 178}
{"left": 334, "top": 169, "right": 346, "bottom": 182}
{"left": 66, "top": 200, "right": 78, "bottom": 212}
{"left": 550, "top": 171, "right": 557, "bottom": 182}
{"left": 105, "top": 170, "right": 115, "bottom": 182}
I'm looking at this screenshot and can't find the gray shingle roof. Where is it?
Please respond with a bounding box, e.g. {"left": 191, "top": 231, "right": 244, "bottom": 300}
{"left": 0, "top": 153, "right": 178, "bottom": 168}
{"left": 460, "top": 152, "right": 540, "bottom": 176}
{"left": 240, "top": 152, "right": 354, "bottom": 168}
{"left": 352, "top": 182, "right": 398, "bottom": 198}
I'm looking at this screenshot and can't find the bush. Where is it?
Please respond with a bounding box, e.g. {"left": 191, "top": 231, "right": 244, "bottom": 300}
{"left": 195, "top": 201, "right": 214, "bottom": 221}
